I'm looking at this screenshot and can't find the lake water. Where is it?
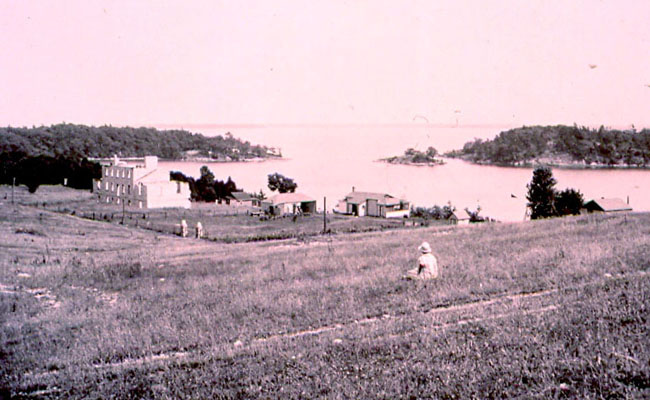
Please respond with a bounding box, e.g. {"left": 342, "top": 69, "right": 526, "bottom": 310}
{"left": 158, "top": 125, "right": 650, "bottom": 222}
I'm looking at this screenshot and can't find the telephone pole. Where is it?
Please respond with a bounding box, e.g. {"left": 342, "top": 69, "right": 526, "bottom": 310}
{"left": 323, "top": 197, "right": 327, "bottom": 233}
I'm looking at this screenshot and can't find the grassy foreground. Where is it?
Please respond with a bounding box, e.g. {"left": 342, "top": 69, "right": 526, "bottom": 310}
{"left": 1, "top": 187, "right": 649, "bottom": 398}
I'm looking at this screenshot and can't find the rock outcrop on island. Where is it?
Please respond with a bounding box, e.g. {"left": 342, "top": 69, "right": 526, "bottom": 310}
{"left": 381, "top": 146, "right": 445, "bottom": 166}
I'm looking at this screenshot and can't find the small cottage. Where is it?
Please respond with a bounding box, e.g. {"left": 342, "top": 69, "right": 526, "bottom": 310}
{"left": 229, "top": 191, "right": 256, "bottom": 207}
{"left": 582, "top": 198, "right": 632, "bottom": 213}
{"left": 262, "top": 193, "right": 317, "bottom": 216}
{"left": 335, "top": 189, "right": 409, "bottom": 218}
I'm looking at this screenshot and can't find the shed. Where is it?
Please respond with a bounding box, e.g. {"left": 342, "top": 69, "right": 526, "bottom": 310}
{"left": 582, "top": 198, "right": 632, "bottom": 213}
{"left": 229, "top": 191, "right": 256, "bottom": 206}
{"left": 262, "top": 192, "right": 316, "bottom": 216}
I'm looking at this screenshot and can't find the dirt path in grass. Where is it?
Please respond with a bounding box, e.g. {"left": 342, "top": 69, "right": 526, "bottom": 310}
{"left": 87, "top": 269, "right": 650, "bottom": 372}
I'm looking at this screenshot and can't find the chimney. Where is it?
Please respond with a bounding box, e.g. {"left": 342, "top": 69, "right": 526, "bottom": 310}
{"left": 144, "top": 156, "right": 158, "bottom": 170}
{"left": 352, "top": 186, "right": 355, "bottom": 192}
{"left": 627, "top": 195, "right": 629, "bottom": 205}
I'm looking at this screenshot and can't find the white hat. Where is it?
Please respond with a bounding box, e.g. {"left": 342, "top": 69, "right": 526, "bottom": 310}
{"left": 418, "top": 241, "right": 431, "bottom": 253}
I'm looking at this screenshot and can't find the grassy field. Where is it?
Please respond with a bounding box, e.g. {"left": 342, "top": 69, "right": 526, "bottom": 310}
{"left": 1, "top": 185, "right": 649, "bottom": 398}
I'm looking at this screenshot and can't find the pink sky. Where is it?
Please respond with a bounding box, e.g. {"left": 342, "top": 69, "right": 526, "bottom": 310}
{"left": 1, "top": 1, "right": 649, "bottom": 128}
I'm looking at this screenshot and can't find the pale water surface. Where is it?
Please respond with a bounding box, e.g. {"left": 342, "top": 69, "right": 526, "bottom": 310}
{"left": 159, "top": 125, "right": 650, "bottom": 222}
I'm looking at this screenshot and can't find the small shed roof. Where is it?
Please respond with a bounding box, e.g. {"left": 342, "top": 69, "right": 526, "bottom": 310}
{"left": 230, "top": 191, "right": 254, "bottom": 201}
{"left": 267, "top": 192, "right": 315, "bottom": 205}
{"left": 584, "top": 198, "right": 632, "bottom": 212}
{"left": 343, "top": 191, "right": 403, "bottom": 206}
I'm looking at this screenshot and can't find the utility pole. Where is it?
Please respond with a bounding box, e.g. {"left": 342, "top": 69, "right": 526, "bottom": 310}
{"left": 323, "top": 197, "right": 327, "bottom": 233}
{"left": 12, "top": 177, "right": 15, "bottom": 205}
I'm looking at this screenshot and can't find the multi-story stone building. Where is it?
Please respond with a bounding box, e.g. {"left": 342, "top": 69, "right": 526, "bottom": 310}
{"left": 94, "top": 156, "right": 191, "bottom": 209}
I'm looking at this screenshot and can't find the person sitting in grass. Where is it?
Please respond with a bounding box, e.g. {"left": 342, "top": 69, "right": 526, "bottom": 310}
{"left": 404, "top": 241, "right": 439, "bottom": 280}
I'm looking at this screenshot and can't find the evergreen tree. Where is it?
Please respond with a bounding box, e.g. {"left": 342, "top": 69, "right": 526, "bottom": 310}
{"left": 526, "top": 166, "right": 557, "bottom": 219}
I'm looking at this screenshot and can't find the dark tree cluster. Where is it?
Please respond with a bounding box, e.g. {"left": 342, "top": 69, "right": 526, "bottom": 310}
{"left": 526, "top": 166, "right": 584, "bottom": 219}
{"left": 0, "top": 123, "right": 275, "bottom": 161}
{"left": 0, "top": 151, "right": 101, "bottom": 193}
{"left": 449, "top": 125, "right": 650, "bottom": 166}
{"left": 170, "top": 166, "right": 239, "bottom": 202}
{"left": 267, "top": 173, "right": 297, "bottom": 193}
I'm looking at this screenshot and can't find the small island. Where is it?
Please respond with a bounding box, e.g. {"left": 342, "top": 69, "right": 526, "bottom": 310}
{"left": 380, "top": 146, "right": 445, "bottom": 167}
{"left": 445, "top": 125, "right": 650, "bottom": 168}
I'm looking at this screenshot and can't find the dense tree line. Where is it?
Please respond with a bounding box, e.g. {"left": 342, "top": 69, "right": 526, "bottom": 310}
{"left": 0, "top": 123, "right": 275, "bottom": 161}
{"left": 170, "top": 166, "right": 240, "bottom": 202}
{"left": 448, "top": 125, "right": 650, "bottom": 167}
{"left": 0, "top": 151, "right": 101, "bottom": 193}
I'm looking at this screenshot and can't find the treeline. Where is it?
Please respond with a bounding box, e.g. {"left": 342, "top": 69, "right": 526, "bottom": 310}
{"left": 448, "top": 125, "right": 650, "bottom": 167}
{"left": 0, "top": 123, "right": 276, "bottom": 161}
{"left": 0, "top": 151, "right": 101, "bottom": 193}
{"left": 171, "top": 166, "right": 243, "bottom": 203}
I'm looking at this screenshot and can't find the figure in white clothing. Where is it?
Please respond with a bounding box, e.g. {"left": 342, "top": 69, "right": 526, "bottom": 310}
{"left": 404, "top": 241, "right": 439, "bottom": 280}
{"left": 180, "top": 219, "right": 188, "bottom": 238}
{"left": 195, "top": 222, "right": 203, "bottom": 239}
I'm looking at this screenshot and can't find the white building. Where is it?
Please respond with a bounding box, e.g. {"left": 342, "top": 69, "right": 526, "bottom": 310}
{"left": 93, "top": 156, "right": 191, "bottom": 209}
{"left": 262, "top": 192, "right": 317, "bottom": 216}
{"left": 335, "top": 190, "right": 410, "bottom": 218}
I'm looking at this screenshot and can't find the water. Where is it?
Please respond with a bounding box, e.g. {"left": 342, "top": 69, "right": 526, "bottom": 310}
{"left": 157, "top": 125, "right": 650, "bottom": 222}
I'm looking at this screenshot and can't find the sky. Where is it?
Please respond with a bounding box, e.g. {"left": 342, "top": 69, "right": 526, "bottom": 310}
{"left": 1, "top": 0, "right": 649, "bottom": 129}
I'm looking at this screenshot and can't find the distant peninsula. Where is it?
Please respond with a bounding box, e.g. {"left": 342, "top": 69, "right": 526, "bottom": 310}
{"left": 380, "top": 146, "right": 445, "bottom": 166}
{"left": 0, "top": 123, "right": 281, "bottom": 161}
{"left": 445, "top": 125, "right": 650, "bottom": 168}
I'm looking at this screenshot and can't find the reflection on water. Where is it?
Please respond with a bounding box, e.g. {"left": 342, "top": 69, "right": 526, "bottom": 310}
{"left": 158, "top": 125, "right": 650, "bottom": 222}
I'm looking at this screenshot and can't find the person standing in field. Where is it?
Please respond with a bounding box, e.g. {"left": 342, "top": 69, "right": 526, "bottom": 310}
{"left": 404, "top": 241, "right": 439, "bottom": 280}
{"left": 180, "top": 219, "right": 188, "bottom": 238}
{"left": 195, "top": 221, "right": 203, "bottom": 239}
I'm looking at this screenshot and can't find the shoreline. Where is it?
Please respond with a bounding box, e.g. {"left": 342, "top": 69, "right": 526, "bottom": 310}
{"left": 447, "top": 156, "right": 650, "bottom": 170}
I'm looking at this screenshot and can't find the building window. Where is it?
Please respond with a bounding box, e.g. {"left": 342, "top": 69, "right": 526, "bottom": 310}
{"left": 128, "top": 185, "right": 131, "bottom": 195}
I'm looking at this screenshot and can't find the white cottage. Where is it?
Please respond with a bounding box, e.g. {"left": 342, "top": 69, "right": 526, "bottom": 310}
{"left": 335, "top": 190, "right": 409, "bottom": 218}
{"left": 262, "top": 192, "right": 316, "bottom": 216}
{"left": 93, "top": 156, "right": 191, "bottom": 209}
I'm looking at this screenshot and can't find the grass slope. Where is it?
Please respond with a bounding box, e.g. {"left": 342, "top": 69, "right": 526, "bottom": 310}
{"left": 1, "top": 189, "right": 649, "bottom": 398}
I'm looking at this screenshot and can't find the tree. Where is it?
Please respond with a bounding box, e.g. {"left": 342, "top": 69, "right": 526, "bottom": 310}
{"left": 267, "top": 172, "right": 297, "bottom": 193}
{"left": 195, "top": 166, "right": 217, "bottom": 202}
{"left": 526, "top": 166, "right": 557, "bottom": 219}
{"left": 464, "top": 205, "right": 485, "bottom": 222}
{"left": 555, "top": 188, "right": 584, "bottom": 216}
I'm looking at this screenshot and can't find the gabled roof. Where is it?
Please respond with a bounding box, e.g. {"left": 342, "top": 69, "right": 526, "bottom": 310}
{"left": 230, "top": 191, "right": 254, "bottom": 201}
{"left": 343, "top": 191, "right": 402, "bottom": 206}
{"left": 266, "top": 192, "right": 315, "bottom": 205}
{"left": 584, "top": 198, "right": 632, "bottom": 212}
